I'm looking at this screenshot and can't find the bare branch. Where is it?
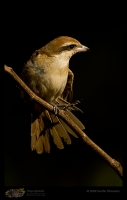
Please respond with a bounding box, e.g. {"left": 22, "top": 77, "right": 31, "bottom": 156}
{"left": 4, "top": 64, "right": 123, "bottom": 180}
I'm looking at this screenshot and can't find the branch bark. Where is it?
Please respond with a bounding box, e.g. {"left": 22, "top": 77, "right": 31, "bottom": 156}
{"left": 4, "top": 64, "right": 123, "bottom": 180}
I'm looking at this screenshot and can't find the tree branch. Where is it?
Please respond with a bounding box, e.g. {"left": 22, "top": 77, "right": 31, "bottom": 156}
{"left": 4, "top": 64, "right": 123, "bottom": 180}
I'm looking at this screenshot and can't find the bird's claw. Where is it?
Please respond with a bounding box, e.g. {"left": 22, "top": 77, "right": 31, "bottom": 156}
{"left": 53, "top": 105, "right": 60, "bottom": 115}
{"left": 63, "top": 100, "right": 81, "bottom": 110}
{"left": 51, "top": 103, "right": 60, "bottom": 115}
{"left": 70, "top": 100, "right": 81, "bottom": 107}
{"left": 51, "top": 100, "right": 83, "bottom": 114}
{"left": 63, "top": 100, "right": 83, "bottom": 113}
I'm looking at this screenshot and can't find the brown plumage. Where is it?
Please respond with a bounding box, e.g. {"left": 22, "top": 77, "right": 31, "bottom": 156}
{"left": 21, "top": 36, "right": 89, "bottom": 154}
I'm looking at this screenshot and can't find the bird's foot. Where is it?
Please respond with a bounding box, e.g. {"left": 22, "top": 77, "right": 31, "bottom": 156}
{"left": 68, "top": 100, "right": 81, "bottom": 107}
{"left": 57, "top": 99, "right": 83, "bottom": 113}
{"left": 50, "top": 100, "right": 83, "bottom": 114}
{"left": 50, "top": 103, "right": 60, "bottom": 115}
{"left": 63, "top": 100, "right": 83, "bottom": 111}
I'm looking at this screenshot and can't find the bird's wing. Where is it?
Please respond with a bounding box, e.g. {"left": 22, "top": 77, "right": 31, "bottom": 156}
{"left": 61, "top": 69, "right": 74, "bottom": 102}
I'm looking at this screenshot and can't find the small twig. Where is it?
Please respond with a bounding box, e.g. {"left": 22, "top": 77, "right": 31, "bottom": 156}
{"left": 4, "top": 64, "right": 123, "bottom": 180}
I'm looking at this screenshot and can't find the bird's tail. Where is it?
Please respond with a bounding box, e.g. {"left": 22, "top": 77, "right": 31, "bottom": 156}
{"left": 30, "top": 98, "right": 85, "bottom": 154}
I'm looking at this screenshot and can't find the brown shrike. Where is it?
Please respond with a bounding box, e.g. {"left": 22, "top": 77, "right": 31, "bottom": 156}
{"left": 21, "top": 36, "right": 89, "bottom": 154}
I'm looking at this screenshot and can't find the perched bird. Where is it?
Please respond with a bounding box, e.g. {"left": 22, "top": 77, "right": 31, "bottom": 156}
{"left": 21, "top": 36, "right": 89, "bottom": 154}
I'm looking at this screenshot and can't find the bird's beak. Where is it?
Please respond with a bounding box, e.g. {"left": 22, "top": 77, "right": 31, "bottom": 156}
{"left": 76, "top": 45, "right": 90, "bottom": 52}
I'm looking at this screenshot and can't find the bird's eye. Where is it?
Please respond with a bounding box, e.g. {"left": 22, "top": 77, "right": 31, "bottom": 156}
{"left": 69, "top": 44, "right": 76, "bottom": 49}
{"left": 59, "top": 44, "right": 76, "bottom": 53}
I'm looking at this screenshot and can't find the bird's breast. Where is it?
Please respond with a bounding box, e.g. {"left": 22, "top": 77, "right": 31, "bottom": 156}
{"left": 37, "top": 66, "right": 69, "bottom": 102}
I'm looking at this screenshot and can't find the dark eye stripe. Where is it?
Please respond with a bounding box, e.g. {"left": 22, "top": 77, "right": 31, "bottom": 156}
{"left": 59, "top": 44, "right": 77, "bottom": 52}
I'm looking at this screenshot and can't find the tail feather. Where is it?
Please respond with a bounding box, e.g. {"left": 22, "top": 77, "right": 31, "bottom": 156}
{"left": 66, "top": 110, "right": 85, "bottom": 130}
{"left": 50, "top": 114, "right": 72, "bottom": 145}
{"left": 30, "top": 98, "right": 85, "bottom": 154}
{"left": 31, "top": 134, "right": 37, "bottom": 151}
{"left": 31, "top": 116, "right": 41, "bottom": 150}
{"left": 45, "top": 110, "right": 64, "bottom": 149}
{"left": 36, "top": 135, "right": 44, "bottom": 154}
{"left": 59, "top": 118, "right": 78, "bottom": 138}
{"left": 42, "top": 130, "right": 50, "bottom": 153}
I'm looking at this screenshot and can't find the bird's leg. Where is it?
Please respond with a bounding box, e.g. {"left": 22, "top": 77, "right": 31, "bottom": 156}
{"left": 50, "top": 102, "right": 60, "bottom": 115}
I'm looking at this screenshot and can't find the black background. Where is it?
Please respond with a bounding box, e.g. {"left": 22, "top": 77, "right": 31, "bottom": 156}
{"left": 4, "top": 2, "right": 122, "bottom": 190}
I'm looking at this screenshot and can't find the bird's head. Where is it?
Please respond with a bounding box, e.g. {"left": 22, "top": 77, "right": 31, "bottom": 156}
{"left": 30, "top": 36, "right": 89, "bottom": 68}
{"left": 41, "top": 36, "right": 89, "bottom": 58}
